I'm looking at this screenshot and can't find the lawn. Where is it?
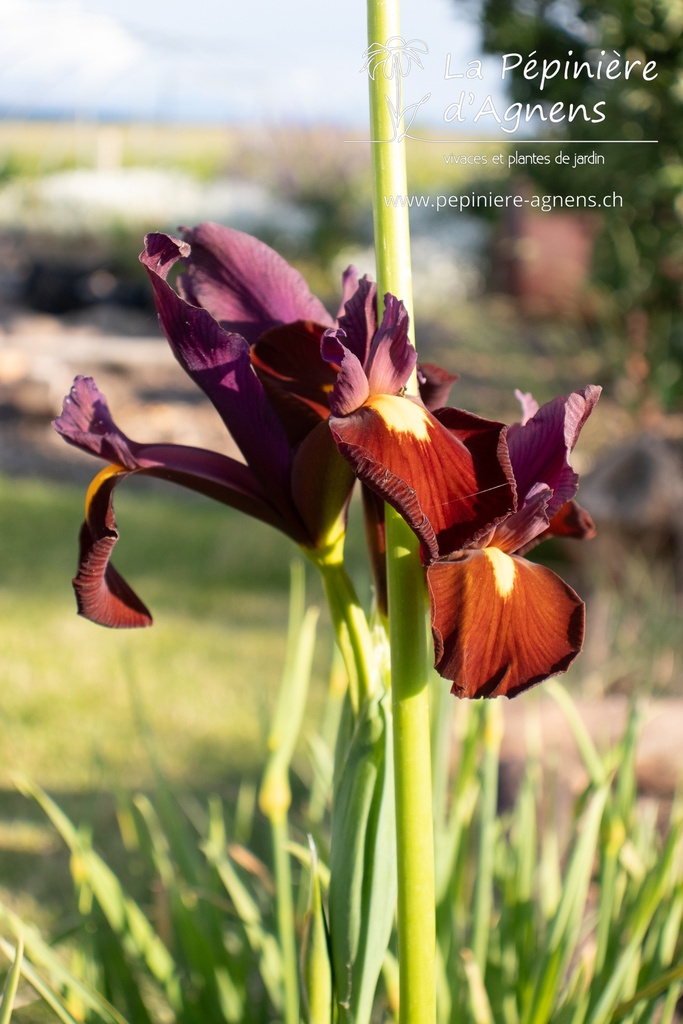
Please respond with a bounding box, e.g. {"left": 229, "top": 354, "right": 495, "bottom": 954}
{"left": 0, "top": 468, "right": 348, "bottom": 924}
{"left": 0, "top": 472, "right": 340, "bottom": 793}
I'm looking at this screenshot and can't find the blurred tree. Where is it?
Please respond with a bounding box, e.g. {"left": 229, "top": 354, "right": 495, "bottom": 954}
{"left": 479, "top": 0, "right": 683, "bottom": 409}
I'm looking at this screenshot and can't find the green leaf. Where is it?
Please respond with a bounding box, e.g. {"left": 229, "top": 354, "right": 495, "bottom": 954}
{"left": 132, "top": 793, "right": 245, "bottom": 1022}
{"left": 462, "top": 949, "right": 495, "bottom": 1024}
{"left": 522, "top": 783, "right": 610, "bottom": 1024}
{"left": 589, "top": 823, "right": 683, "bottom": 1024}
{"left": 0, "top": 932, "right": 23, "bottom": 1024}
{"left": 202, "top": 801, "right": 283, "bottom": 1012}
{"left": 329, "top": 694, "right": 396, "bottom": 1024}
{"left": 301, "top": 844, "right": 334, "bottom": 1024}
{"left": 544, "top": 682, "right": 607, "bottom": 787}
{"left": 472, "top": 702, "right": 503, "bottom": 974}
{"left": 15, "top": 778, "right": 182, "bottom": 1012}
{"left": 10, "top": 1002, "right": 64, "bottom": 1024}
{"left": 0, "top": 909, "right": 129, "bottom": 1024}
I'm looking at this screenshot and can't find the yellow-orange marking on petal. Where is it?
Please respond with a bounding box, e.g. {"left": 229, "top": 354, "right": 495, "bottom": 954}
{"left": 484, "top": 547, "right": 516, "bottom": 598}
{"left": 365, "top": 394, "right": 430, "bottom": 440}
{"left": 85, "top": 463, "right": 128, "bottom": 522}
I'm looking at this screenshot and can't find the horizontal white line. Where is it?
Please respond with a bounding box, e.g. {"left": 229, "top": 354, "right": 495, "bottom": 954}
{"left": 345, "top": 138, "right": 659, "bottom": 144}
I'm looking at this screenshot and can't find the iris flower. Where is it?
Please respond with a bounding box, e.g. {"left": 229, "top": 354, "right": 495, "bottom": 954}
{"left": 55, "top": 220, "right": 596, "bottom": 704}
{"left": 54, "top": 223, "right": 513, "bottom": 634}
{"left": 321, "top": 287, "right": 516, "bottom": 569}
{"left": 54, "top": 225, "right": 360, "bottom": 628}
{"left": 425, "top": 386, "right": 600, "bottom": 698}
{"left": 321, "top": 297, "right": 600, "bottom": 698}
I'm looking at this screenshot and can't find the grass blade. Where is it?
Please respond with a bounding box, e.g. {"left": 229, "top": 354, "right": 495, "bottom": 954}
{"left": 0, "top": 904, "right": 129, "bottom": 1024}
{"left": 522, "top": 783, "right": 610, "bottom": 1024}
{"left": 0, "top": 937, "right": 80, "bottom": 1024}
{"left": 15, "top": 777, "right": 182, "bottom": 1013}
{"left": 588, "top": 823, "right": 683, "bottom": 1024}
{"left": 0, "top": 933, "right": 24, "bottom": 1024}
{"left": 545, "top": 682, "right": 606, "bottom": 787}
{"left": 472, "top": 702, "right": 502, "bottom": 975}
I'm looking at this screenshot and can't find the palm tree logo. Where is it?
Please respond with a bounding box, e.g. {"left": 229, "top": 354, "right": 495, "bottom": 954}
{"left": 360, "top": 36, "right": 431, "bottom": 141}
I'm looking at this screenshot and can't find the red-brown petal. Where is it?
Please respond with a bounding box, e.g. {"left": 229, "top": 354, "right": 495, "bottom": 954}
{"left": 74, "top": 466, "right": 152, "bottom": 628}
{"left": 417, "top": 362, "right": 459, "bottom": 411}
{"left": 330, "top": 397, "right": 515, "bottom": 562}
{"left": 547, "top": 499, "right": 597, "bottom": 540}
{"left": 250, "top": 320, "right": 335, "bottom": 444}
{"left": 427, "top": 549, "right": 585, "bottom": 698}
{"left": 362, "top": 484, "right": 388, "bottom": 616}
{"left": 515, "top": 498, "right": 597, "bottom": 556}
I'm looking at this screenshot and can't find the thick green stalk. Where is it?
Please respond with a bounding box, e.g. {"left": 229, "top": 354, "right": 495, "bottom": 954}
{"left": 366, "top": 3, "right": 436, "bottom": 1022}
{"left": 367, "top": 12, "right": 414, "bottom": 323}
{"left": 386, "top": 512, "right": 436, "bottom": 1024}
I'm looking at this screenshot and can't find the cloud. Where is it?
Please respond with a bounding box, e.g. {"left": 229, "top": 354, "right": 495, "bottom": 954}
{"left": 0, "top": 0, "right": 497, "bottom": 126}
{"left": 0, "top": 0, "right": 144, "bottom": 114}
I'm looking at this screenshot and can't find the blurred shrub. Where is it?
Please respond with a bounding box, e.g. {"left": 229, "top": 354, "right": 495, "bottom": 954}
{"left": 478, "top": 0, "right": 683, "bottom": 409}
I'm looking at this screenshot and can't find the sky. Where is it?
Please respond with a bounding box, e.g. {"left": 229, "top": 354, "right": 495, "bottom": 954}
{"left": 0, "top": 0, "right": 505, "bottom": 125}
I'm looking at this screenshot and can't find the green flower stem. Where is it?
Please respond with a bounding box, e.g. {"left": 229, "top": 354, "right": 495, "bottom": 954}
{"left": 385, "top": 511, "right": 436, "bottom": 1024}
{"left": 367, "top": 6, "right": 414, "bottom": 327}
{"left": 314, "top": 547, "right": 375, "bottom": 713}
{"left": 366, "top": 1, "right": 437, "bottom": 1021}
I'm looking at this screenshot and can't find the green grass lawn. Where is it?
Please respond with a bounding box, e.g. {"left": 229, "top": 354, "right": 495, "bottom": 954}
{"left": 0, "top": 469, "right": 346, "bottom": 921}
{"left": 0, "top": 472, "right": 340, "bottom": 794}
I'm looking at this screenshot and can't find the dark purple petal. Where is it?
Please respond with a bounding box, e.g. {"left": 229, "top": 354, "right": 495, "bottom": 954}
{"left": 140, "top": 445, "right": 300, "bottom": 535}
{"left": 490, "top": 482, "right": 552, "bottom": 554}
{"left": 177, "top": 223, "right": 333, "bottom": 344}
{"left": 506, "top": 386, "right": 601, "bottom": 519}
{"left": 54, "top": 376, "right": 140, "bottom": 470}
{"left": 141, "top": 232, "right": 190, "bottom": 281}
{"left": 141, "top": 243, "right": 298, "bottom": 516}
{"left": 514, "top": 388, "right": 539, "bottom": 426}
{"left": 54, "top": 378, "right": 304, "bottom": 539}
{"left": 336, "top": 266, "right": 360, "bottom": 319}
{"left": 428, "top": 550, "right": 585, "bottom": 699}
{"left": 515, "top": 498, "right": 597, "bottom": 557}
{"left": 250, "top": 320, "right": 335, "bottom": 444}
{"left": 69, "top": 408, "right": 326, "bottom": 627}
{"left": 417, "top": 363, "right": 459, "bottom": 411}
{"left": 335, "top": 276, "right": 378, "bottom": 365}
{"left": 322, "top": 330, "right": 370, "bottom": 416}
{"left": 361, "top": 484, "right": 388, "bottom": 616}
{"left": 365, "top": 294, "right": 416, "bottom": 398}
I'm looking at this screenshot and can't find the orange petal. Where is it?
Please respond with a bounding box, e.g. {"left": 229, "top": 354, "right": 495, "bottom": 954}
{"left": 427, "top": 549, "right": 585, "bottom": 698}
{"left": 330, "top": 397, "right": 514, "bottom": 562}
